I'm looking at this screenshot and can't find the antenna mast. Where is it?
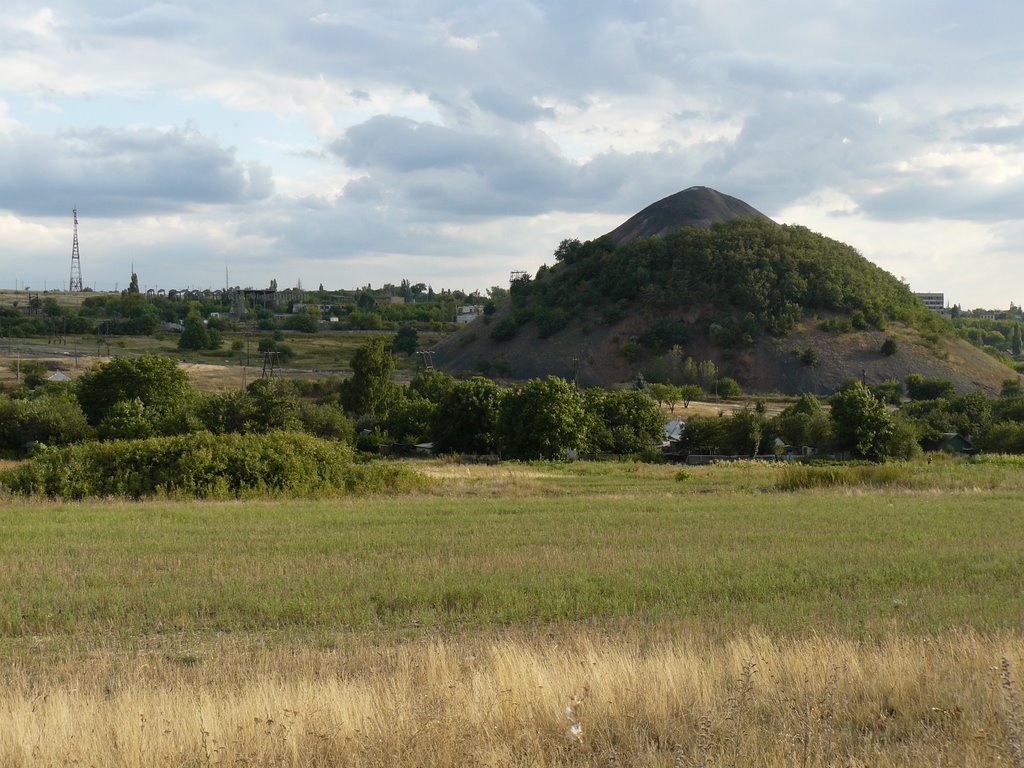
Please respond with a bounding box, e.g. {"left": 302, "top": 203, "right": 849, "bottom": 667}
{"left": 69, "top": 208, "right": 84, "bottom": 292}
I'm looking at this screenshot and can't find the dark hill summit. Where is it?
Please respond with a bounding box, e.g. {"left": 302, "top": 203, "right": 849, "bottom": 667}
{"left": 435, "top": 188, "right": 1014, "bottom": 395}
{"left": 605, "top": 186, "right": 773, "bottom": 247}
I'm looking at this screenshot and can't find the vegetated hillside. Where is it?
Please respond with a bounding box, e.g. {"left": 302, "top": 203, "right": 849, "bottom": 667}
{"left": 435, "top": 188, "right": 1016, "bottom": 394}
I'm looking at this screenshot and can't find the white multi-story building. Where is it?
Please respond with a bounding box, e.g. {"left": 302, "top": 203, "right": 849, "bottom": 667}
{"left": 914, "top": 292, "right": 945, "bottom": 313}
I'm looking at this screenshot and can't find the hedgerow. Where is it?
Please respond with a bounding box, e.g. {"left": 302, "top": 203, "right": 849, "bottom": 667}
{"left": 0, "top": 431, "right": 421, "bottom": 499}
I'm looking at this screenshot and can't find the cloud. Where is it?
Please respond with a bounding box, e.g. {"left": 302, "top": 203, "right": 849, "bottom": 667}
{"left": 0, "top": 125, "right": 274, "bottom": 217}
{"left": 698, "top": 94, "right": 898, "bottom": 212}
{"left": 471, "top": 87, "right": 555, "bottom": 123}
{"left": 329, "top": 114, "right": 710, "bottom": 219}
{"left": 95, "top": 3, "right": 201, "bottom": 39}
{"left": 858, "top": 179, "right": 1024, "bottom": 223}
{"left": 961, "top": 124, "right": 1024, "bottom": 146}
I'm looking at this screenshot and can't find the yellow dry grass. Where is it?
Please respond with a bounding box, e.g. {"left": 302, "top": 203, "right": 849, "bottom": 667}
{"left": 2, "top": 629, "right": 1022, "bottom": 767}
{"left": 178, "top": 360, "right": 249, "bottom": 392}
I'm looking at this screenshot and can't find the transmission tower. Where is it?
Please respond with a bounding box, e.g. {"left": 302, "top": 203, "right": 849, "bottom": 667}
{"left": 261, "top": 351, "right": 280, "bottom": 378}
{"left": 69, "top": 208, "right": 84, "bottom": 292}
{"left": 416, "top": 350, "right": 435, "bottom": 370}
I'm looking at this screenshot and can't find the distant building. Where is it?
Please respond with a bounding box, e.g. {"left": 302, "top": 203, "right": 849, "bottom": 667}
{"left": 456, "top": 305, "right": 485, "bottom": 325}
{"left": 914, "top": 292, "right": 945, "bottom": 313}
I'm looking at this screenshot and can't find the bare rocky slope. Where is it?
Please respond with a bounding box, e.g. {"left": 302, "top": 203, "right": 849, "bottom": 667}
{"left": 604, "top": 186, "right": 773, "bottom": 246}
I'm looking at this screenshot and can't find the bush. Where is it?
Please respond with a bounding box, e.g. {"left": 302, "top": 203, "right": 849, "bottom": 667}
{"left": 489, "top": 318, "right": 520, "bottom": 342}
{"left": 0, "top": 432, "right": 419, "bottom": 499}
{"left": 716, "top": 377, "right": 743, "bottom": 397}
{"left": 905, "top": 374, "right": 956, "bottom": 401}
{"left": 0, "top": 395, "right": 93, "bottom": 450}
{"left": 880, "top": 337, "right": 898, "bottom": 356}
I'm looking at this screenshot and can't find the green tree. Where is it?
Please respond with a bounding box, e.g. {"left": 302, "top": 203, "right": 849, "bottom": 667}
{"left": 829, "top": 381, "right": 893, "bottom": 460}
{"left": 178, "top": 312, "right": 210, "bottom": 351}
{"left": 905, "top": 374, "right": 955, "bottom": 401}
{"left": 245, "top": 378, "right": 301, "bottom": 432}
{"left": 871, "top": 378, "right": 903, "bottom": 404}
{"left": 880, "top": 412, "right": 922, "bottom": 460}
{"left": 648, "top": 383, "right": 671, "bottom": 409}
{"left": 392, "top": 325, "right": 418, "bottom": 356}
{"left": 1002, "top": 379, "right": 1024, "bottom": 398}
{"left": 772, "top": 394, "right": 831, "bottom": 450}
{"left": 0, "top": 394, "right": 93, "bottom": 450}
{"left": 978, "top": 421, "right": 1024, "bottom": 453}
{"left": 285, "top": 307, "right": 320, "bottom": 333}
{"left": 582, "top": 388, "right": 664, "bottom": 455}
{"left": 76, "top": 355, "right": 192, "bottom": 425}
{"left": 196, "top": 391, "right": 251, "bottom": 434}
{"left": 676, "top": 414, "right": 727, "bottom": 455}
{"left": 341, "top": 338, "right": 399, "bottom": 419}
{"left": 432, "top": 376, "right": 503, "bottom": 454}
{"left": 553, "top": 238, "right": 583, "bottom": 263}
{"left": 97, "top": 397, "right": 153, "bottom": 440}
{"left": 11, "top": 360, "right": 47, "bottom": 389}
{"left": 722, "top": 409, "right": 765, "bottom": 456}
{"left": 498, "top": 377, "right": 585, "bottom": 460}
{"left": 385, "top": 398, "right": 437, "bottom": 444}
{"left": 298, "top": 401, "right": 354, "bottom": 441}
{"left": 679, "top": 384, "right": 702, "bottom": 409}
{"left": 682, "top": 355, "right": 699, "bottom": 386}
{"left": 408, "top": 369, "right": 456, "bottom": 404}
{"left": 697, "top": 360, "right": 718, "bottom": 391}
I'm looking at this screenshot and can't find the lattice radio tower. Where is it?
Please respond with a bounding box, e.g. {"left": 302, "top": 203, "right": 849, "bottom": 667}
{"left": 69, "top": 207, "right": 84, "bottom": 292}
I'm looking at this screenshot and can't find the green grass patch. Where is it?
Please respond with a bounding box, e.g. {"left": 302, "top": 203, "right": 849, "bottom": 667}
{"left": 776, "top": 462, "right": 915, "bottom": 491}
{"left": 2, "top": 484, "right": 1023, "bottom": 638}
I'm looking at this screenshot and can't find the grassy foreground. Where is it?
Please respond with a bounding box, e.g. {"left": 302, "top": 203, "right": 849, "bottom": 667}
{"left": 2, "top": 459, "right": 1024, "bottom": 765}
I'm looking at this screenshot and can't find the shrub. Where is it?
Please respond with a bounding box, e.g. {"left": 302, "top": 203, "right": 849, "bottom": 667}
{"left": 906, "top": 374, "right": 956, "bottom": 401}
{"left": 0, "top": 432, "right": 419, "bottom": 499}
{"left": 881, "top": 337, "right": 898, "bottom": 356}
{"left": 799, "top": 347, "right": 819, "bottom": 366}
{"left": 0, "top": 395, "right": 93, "bottom": 450}
{"left": 489, "top": 318, "right": 520, "bottom": 342}
{"left": 716, "top": 377, "right": 743, "bottom": 397}
{"left": 620, "top": 341, "right": 643, "bottom": 362}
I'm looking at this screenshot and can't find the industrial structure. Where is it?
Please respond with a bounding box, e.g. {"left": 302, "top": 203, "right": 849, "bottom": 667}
{"left": 69, "top": 208, "right": 84, "bottom": 292}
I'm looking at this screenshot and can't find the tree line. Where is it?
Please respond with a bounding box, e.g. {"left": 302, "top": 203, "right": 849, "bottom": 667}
{"left": 6, "top": 339, "right": 1024, "bottom": 466}
{"left": 0, "top": 340, "right": 666, "bottom": 461}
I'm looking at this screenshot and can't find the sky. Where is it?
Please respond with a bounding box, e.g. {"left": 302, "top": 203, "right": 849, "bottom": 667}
{"left": 2, "top": 1, "right": 1023, "bottom": 308}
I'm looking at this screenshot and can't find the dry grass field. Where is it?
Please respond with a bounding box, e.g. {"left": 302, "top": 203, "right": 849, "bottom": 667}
{"left": 3, "top": 630, "right": 1024, "bottom": 767}
{"left": 3, "top": 459, "right": 1024, "bottom": 766}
